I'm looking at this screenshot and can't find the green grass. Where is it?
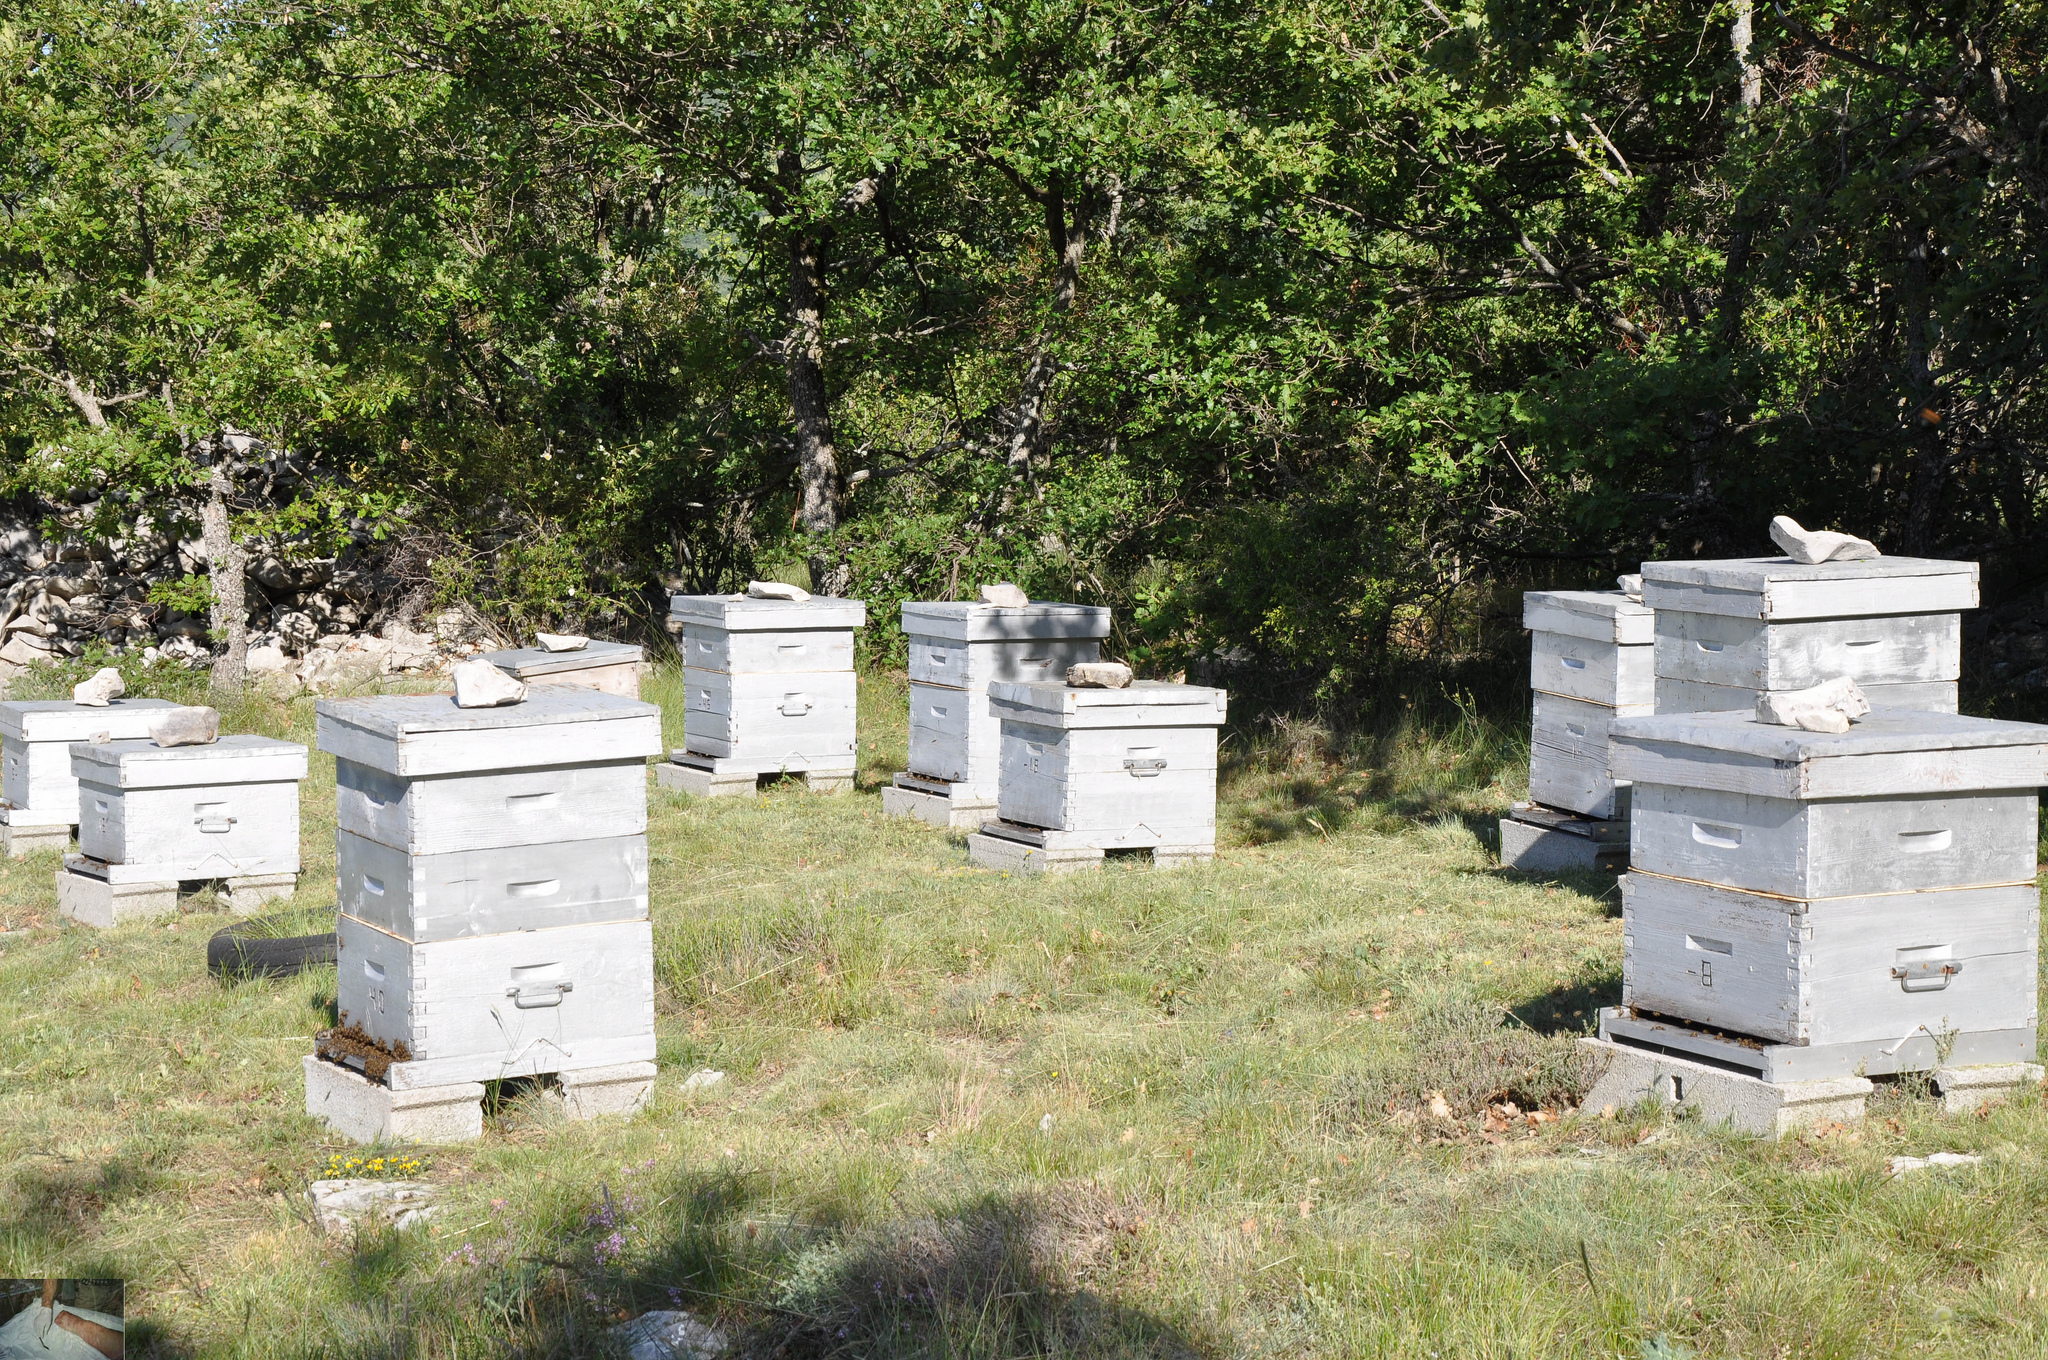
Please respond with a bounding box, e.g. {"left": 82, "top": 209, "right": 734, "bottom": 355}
{"left": 3, "top": 666, "right": 2047, "bottom": 1357}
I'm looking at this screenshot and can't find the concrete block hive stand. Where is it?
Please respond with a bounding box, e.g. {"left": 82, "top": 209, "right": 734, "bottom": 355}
{"left": 967, "top": 680, "right": 1228, "bottom": 873}
{"left": 0, "top": 698, "right": 179, "bottom": 856}
{"left": 1584, "top": 707, "right": 2047, "bottom": 1135}
{"left": 57, "top": 734, "right": 308, "bottom": 926}
{"left": 1642, "top": 554, "right": 1976, "bottom": 714}
{"left": 1501, "top": 589, "right": 1651, "bottom": 872}
{"left": 882, "top": 599, "right": 1111, "bottom": 828}
{"left": 483, "top": 640, "right": 646, "bottom": 699}
{"left": 659, "top": 592, "right": 865, "bottom": 796}
{"left": 306, "top": 687, "right": 665, "bottom": 1143}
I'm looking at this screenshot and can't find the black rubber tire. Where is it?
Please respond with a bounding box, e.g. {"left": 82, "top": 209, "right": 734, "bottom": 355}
{"left": 207, "top": 920, "right": 337, "bottom": 979}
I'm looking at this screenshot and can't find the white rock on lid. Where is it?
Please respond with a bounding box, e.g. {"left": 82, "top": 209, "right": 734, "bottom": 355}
{"left": 150, "top": 705, "right": 220, "bottom": 747}
{"left": 72, "top": 667, "right": 125, "bottom": 706}
{"left": 745, "top": 580, "right": 810, "bottom": 602}
{"left": 1067, "top": 661, "right": 1133, "bottom": 689}
{"left": 1755, "top": 676, "right": 1871, "bottom": 734}
{"left": 1617, "top": 574, "right": 1643, "bottom": 599}
{"left": 978, "top": 582, "right": 1030, "bottom": 607}
{"left": 1769, "top": 514, "right": 1882, "bottom": 565}
{"left": 451, "top": 656, "right": 527, "bottom": 707}
{"left": 534, "top": 632, "right": 590, "bottom": 652}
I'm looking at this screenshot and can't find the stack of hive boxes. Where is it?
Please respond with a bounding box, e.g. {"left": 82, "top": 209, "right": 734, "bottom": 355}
{"left": 883, "top": 599, "right": 1111, "bottom": 828}
{"left": 660, "top": 593, "right": 866, "bottom": 796}
{"left": 305, "top": 688, "right": 664, "bottom": 1143}
{"left": 1500, "top": 589, "right": 1652, "bottom": 871}
{"left": 966, "top": 681, "right": 1228, "bottom": 874}
{"left": 58, "top": 732, "right": 308, "bottom": 927}
{"left": 0, "top": 698, "right": 177, "bottom": 856}
{"left": 1586, "top": 708, "right": 2046, "bottom": 1134}
{"left": 1641, "top": 555, "right": 1975, "bottom": 714}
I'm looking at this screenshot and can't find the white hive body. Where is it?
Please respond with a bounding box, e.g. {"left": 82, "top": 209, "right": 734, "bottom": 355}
{"left": 1520, "top": 589, "right": 1653, "bottom": 821}
{"left": 483, "top": 639, "right": 646, "bottom": 699}
{"left": 68, "top": 735, "right": 307, "bottom": 882}
{"left": 1641, "top": 555, "right": 1977, "bottom": 714}
{"left": 886, "top": 600, "right": 1111, "bottom": 825}
{"left": 662, "top": 592, "right": 865, "bottom": 794}
{"left": 311, "top": 687, "right": 664, "bottom": 1118}
{"left": 0, "top": 698, "right": 181, "bottom": 831}
{"left": 970, "top": 681, "right": 1227, "bottom": 871}
{"left": 1602, "top": 708, "right": 2048, "bottom": 1083}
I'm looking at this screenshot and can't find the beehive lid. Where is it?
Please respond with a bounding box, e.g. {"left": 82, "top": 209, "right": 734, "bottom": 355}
{"left": 1609, "top": 709, "right": 2048, "bottom": 800}
{"left": 0, "top": 698, "right": 181, "bottom": 744}
{"left": 70, "top": 734, "right": 309, "bottom": 789}
{"left": 1521, "top": 590, "right": 1652, "bottom": 645}
{"left": 901, "top": 601, "right": 1112, "bottom": 643}
{"left": 988, "top": 680, "right": 1228, "bottom": 729}
{"left": 1640, "top": 555, "right": 1978, "bottom": 621}
{"left": 483, "top": 639, "right": 644, "bottom": 678}
{"left": 668, "top": 594, "right": 866, "bottom": 631}
{"left": 315, "top": 686, "right": 664, "bottom": 777}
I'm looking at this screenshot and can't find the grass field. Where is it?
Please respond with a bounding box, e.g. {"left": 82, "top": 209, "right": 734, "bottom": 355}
{"left": 3, "top": 664, "right": 2048, "bottom": 1358}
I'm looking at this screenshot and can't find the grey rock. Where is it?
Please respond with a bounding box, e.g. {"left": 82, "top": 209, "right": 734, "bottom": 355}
{"left": 273, "top": 611, "right": 318, "bottom": 652}
{"left": 979, "top": 582, "right": 1030, "bottom": 607}
{"left": 1755, "top": 677, "right": 1871, "bottom": 733}
{"left": 150, "top": 706, "right": 220, "bottom": 747}
{"left": 301, "top": 647, "right": 381, "bottom": 694}
{"left": 1067, "top": 661, "right": 1134, "bottom": 688}
{"left": 72, "top": 667, "right": 125, "bottom": 706}
{"left": 157, "top": 635, "right": 210, "bottom": 667}
{"left": 609, "top": 1311, "right": 730, "bottom": 1360}
{"left": 246, "top": 644, "right": 291, "bottom": 675}
{"left": 678, "top": 1069, "right": 726, "bottom": 1093}
{"left": 452, "top": 657, "right": 526, "bottom": 707}
{"left": 1887, "top": 1152, "right": 1983, "bottom": 1178}
{"left": 746, "top": 580, "right": 810, "bottom": 601}
{"left": 306, "top": 1178, "right": 439, "bottom": 1234}
{"left": 1768, "top": 514, "right": 1881, "bottom": 565}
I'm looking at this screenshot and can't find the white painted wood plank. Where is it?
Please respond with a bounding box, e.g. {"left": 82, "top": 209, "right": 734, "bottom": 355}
{"left": 1640, "top": 556, "right": 1979, "bottom": 619}
{"left": 76, "top": 776, "right": 300, "bottom": 879}
{"left": 337, "top": 829, "right": 648, "bottom": 941}
{"left": 901, "top": 601, "right": 1112, "bottom": 643}
{"left": 336, "top": 757, "right": 647, "bottom": 855}
{"left": 1522, "top": 590, "right": 1654, "bottom": 645}
{"left": 907, "top": 637, "right": 1102, "bottom": 688}
{"left": 1529, "top": 743, "right": 1627, "bottom": 819}
{"left": 1530, "top": 632, "right": 1654, "bottom": 706}
{"left": 681, "top": 668, "right": 856, "bottom": 761}
{"left": 70, "top": 736, "right": 308, "bottom": 789}
{"left": 1654, "top": 677, "right": 1959, "bottom": 715}
{"left": 668, "top": 594, "right": 866, "bottom": 630}
{"left": 1653, "top": 611, "right": 1959, "bottom": 689}
{"left": 0, "top": 699, "right": 182, "bottom": 744}
{"left": 680, "top": 624, "right": 856, "bottom": 674}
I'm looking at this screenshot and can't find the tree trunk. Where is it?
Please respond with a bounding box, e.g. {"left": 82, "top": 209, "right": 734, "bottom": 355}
{"left": 1003, "top": 184, "right": 1091, "bottom": 486}
{"left": 201, "top": 439, "right": 247, "bottom": 693}
{"left": 1732, "top": 2, "right": 1761, "bottom": 110}
{"left": 782, "top": 213, "right": 848, "bottom": 597}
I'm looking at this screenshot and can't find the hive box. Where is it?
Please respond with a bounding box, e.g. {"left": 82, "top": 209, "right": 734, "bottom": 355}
{"left": 968, "top": 681, "right": 1227, "bottom": 872}
{"left": 0, "top": 698, "right": 179, "bottom": 854}
{"left": 70, "top": 735, "right": 307, "bottom": 881}
{"left": 884, "top": 600, "right": 1111, "bottom": 828}
{"left": 1641, "top": 555, "right": 1977, "bottom": 713}
{"left": 662, "top": 593, "right": 865, "bottom": 795}
{"left": 311, "top": 687, "right": 665, "bottom": 1130}
{"left": 1522, "top": 589, "right": 1652, "bottom": 818}
{"left": 1605, "top": 708, "right": 2048, "bottom": 1081}
{"left": 483, "top": 640, "right": 645, "bottom": 699}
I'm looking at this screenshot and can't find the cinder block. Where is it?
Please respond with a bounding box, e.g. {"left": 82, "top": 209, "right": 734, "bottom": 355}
{"left": 1930, "top": 1062, "right": 2045, "bottom": 1114}
{"left": 302, "top": 1054, "right": 485, "bottom": 1144}
{"left": 56, "top": 867, "right": 176, "bottom": 927}
{"left": 224, "top": 872, "right": 298, "bottom": 912}
{"left": 1578, "top": 1036, "right": 1873, "bottom": 1138}
{"left": 881, "top": 779, "right": 996, "bottom": 829}
{"left": 967, "top": 831, "right": 1102, "bottom": 875}
{"left": 556, "top": 1061, "right": 658, "bottom": 1119}
{"left": 0, "top": 821, "right": 71, "bottom": 858}
{"left": 657, "top": 762, "right": 758, "bottom": 798}
{"left": 1498, "top": 818, "right": 1626, "bottom": 872}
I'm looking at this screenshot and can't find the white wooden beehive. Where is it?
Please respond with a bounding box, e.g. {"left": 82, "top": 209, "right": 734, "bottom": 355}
{"left": 0, "top": 699, "right": 180, "bottom": 827}
{"left": 669, "top": 593, "right": 865, "bottom": 768}
{"left": 1640, "top": 555, "right": 1976, "bottom": 713}
{"left": 902, "top": 600, "right": 1110, "bottom": 797}
{"left": 1523, "top": 590, "right": 1652, "bottom": 818}
{"left": 70, "top": 735, "right": 307, "bottom": 881}
{"left": 315, "top": 688, "right": 663, "bottom": 1083}
{"left": 989, "top": 681, "right": 1227, "bottom": 851}
{"left": 1608, "top": 708, "right": 2048, "bottom": 1054}
{"left": 483, "top": 640, "right": 646, "bottom": 699}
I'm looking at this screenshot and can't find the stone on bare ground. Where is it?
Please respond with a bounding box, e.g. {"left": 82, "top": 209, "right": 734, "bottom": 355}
{"left": 55, "top": 868, "right": 176, "bottom": 927}
{"left": 979, "top": 582, "right": 1030, "bottom": 607}
{"left": 72, "top": 667, "right": 124, "bottom": 706}
{"left": 149, "top": 705, "right": 220, "bottom": 747}
{"left": 745, "top": 580, "right": 810, "bottom": 601}
{"left": 1578, "top": 1036, "right": 1873, "bottom": 1138}
{"left": 535, "top": 632, "right": 589, "bottom": 651}
{"left": 1887, "top": 1152, "right": 1984, "bottom": 1178}
{"left": 302, "top": 1054, "right": 485, "bottom": 1144}
{"left": 245, "top": 644, "right": 291, "bottom": 675}
{"left": 678, "top": 1069, "right": 726, "bottom": 1094}
{"left": 1066, "top": 661, "right": 1133, "bottom": 688}
{"left": 451, "top": 657, "right": 526, "bottom": 707}
{"left": 611, "top": 1311, "right": 731, "bottom": 1360}
{"left": 1769, "top": 513, "right": 1881, "bottom": 565}
{"left": 307, "top": 1178, "right": 439, "bottom": 1233}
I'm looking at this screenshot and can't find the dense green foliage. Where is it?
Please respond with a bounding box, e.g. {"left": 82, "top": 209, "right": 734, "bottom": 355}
{"left": 6, "top": 1, "right": 2047, "bottom": 701}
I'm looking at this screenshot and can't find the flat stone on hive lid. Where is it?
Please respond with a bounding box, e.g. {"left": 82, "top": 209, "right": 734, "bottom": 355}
{"left": 746, "top": 580, "right": 809, "bottom": 601}
{"left": 72, "top": 667, "right": 125, "bottom": 706}
{"left": 979, "top": 582, "right": 1029, "bottom": 607}
{"left": 535, "top": 632, "right": 589, "bottom": 652}
{"left": 1769, "top": 514, "right": 1881, "bottom": 565}
{"left": 1067, "top": 661, "right": 1132, "bottom": 688}
{"left": 452, "top": 657, "right": 526, "bottom": 707}
{"left": 150, "top": 705, "right": 220, "bottom": 747}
